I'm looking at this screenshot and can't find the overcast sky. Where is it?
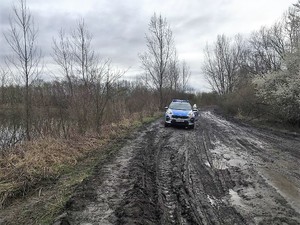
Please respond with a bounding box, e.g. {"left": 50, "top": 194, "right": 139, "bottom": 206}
{"left": 0, "top": 0, "right": 297, "bottom": 91}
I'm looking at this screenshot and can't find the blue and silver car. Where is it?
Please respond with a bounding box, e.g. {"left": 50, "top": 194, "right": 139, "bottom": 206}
{"left": 164, "top": 99, "right": 196, "bottom": 129}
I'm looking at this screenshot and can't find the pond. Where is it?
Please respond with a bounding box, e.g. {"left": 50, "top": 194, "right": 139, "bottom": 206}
{"left": 0, "top": 113, "right": 25, "bottom": 151}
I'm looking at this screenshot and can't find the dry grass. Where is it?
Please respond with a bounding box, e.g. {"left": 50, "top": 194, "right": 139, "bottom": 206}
{"left": 0, "top": 111, "right": 160, "bottom": 209}
{"left": 0, "top": 136, "right": 102, "bottom": 207}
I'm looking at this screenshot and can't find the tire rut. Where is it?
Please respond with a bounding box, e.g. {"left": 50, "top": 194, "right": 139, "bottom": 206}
{"left": 55, "top": 111, "right": 300, "bottom": 225}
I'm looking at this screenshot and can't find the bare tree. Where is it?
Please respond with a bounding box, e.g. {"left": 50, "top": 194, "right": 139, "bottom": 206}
{"left": 285, "top": 4, "right": 300, "bottom": 52}
{"left": 4, "top": 0, "right": 41, "bottom": 141}
{"left": 181, "top": 61, "right": 191, "bottom": 92}
{"left": 165, "top": 52, "right": 192, "bottom": 93}
{"left": 72, "top": 19, "right": 97, "bottom": 85}
{"left": 249, "top": 27, "right": 283, "bottom": 74}
{"left": 71, "top": 19, "right": 98, "bottom": 133}
{"left": 52, "top": 29, "right": 74, "bottom": 96}
{"left": 139, "top": 13, "right": 175, "bottom": 108}
{"left": 269, "top": 22, "right": 286, "bottom": 59}
{"left": 0, "top": 67, "right": 9, "bottom": 103}
{"left": 167, "top": 55, "right": 180, "bottom": 91}
{"left": 53, "top": 20, "right": 125, "bottom": 134}
{"left": 202, "top": 35, "right": 241, "bottom": 95}
{"left": 93, "top": 63, "right": 124, "bottom": 133}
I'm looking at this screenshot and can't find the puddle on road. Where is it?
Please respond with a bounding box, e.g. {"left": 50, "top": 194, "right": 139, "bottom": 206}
{"left": 204, "top": 161, "right": 211, "bottom": 168}
{"left": 210, "top": 140, "right": 248, "bottom": 170}
{"left": 212, "top": 159, "right": 228, "bottom": 170}
{"left": 228, "top": 189, "right": 245, "bottom": 208}
{"left": 202, "top": 111, "right": 233, "bottom": 130}
{"left": 207, "top": 195, "right": 216, "bottom": 206}
{"left": 261, "top": 169, "right": 300, "bottom": 214}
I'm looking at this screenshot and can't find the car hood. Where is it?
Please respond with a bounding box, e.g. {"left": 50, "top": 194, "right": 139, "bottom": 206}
{"left": 171, "top": 109, "right": 191, "bottom": 116}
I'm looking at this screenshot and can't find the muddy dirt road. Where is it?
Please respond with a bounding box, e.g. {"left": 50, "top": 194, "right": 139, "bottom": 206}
{"left": 57, "top": 111, "right": 300, "bottom": 225}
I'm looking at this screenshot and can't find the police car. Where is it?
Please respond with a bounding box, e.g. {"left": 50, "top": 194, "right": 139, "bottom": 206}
{"left": 164, "top": 99, "right": 196, "bottom": 129}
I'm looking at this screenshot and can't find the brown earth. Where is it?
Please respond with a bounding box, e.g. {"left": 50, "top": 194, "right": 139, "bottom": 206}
{"left": 54, "top": 110, "right": 300, "bottom": 225}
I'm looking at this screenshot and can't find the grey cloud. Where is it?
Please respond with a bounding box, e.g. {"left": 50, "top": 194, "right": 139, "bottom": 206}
{"left": 31, "top": 0, "right": 149, "bottom": 66}
{"left": 0, "top": 0, "right": 295, "bottom": 91}
{"left": 0, "top": 5, "right": 10, "bottom": 25}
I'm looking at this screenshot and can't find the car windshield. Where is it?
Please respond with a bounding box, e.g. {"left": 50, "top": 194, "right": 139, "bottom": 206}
{"left": 169, "top": 102, "right": 192, "bottom": 110}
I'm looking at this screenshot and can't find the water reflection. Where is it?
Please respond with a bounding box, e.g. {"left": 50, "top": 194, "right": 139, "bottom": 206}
{"left": 0, "top": 113, "right": 24, "bottom": 151}
{"left": 0, "top": 125, "right": 24, "bottom": 150}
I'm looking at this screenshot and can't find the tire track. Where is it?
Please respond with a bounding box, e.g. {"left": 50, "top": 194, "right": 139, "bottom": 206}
{"left": 55, "top": 111, "right": 300, "bottom": 225}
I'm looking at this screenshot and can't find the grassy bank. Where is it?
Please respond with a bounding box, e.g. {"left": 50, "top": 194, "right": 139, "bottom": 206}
{"left": 234, "top": 113, "right": 300, "bottom": 135}
{"left": 0, "top": 112, "right": 162, "bottom": 225}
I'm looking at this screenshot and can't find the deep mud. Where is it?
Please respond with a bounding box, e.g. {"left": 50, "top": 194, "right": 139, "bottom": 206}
{"left": 56, "top": 111, "right": 300, "bottom": 225}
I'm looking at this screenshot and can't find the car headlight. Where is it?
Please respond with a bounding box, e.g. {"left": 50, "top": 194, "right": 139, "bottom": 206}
{"left": 188, "top": 111, "right": 194, "bottom": 117}
{"left": 166, "top": 109, "right": 172, "bottom": 114}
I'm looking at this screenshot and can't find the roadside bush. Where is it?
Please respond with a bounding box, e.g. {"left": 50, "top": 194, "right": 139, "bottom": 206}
{"left": 194, "top": 92, "right": 219, "bottom": 107}
{"left": 253, "top": 71, "right": 300, "bottom": 126}
{"left": 228, "top": 85, "right": 257, "bottom": 115}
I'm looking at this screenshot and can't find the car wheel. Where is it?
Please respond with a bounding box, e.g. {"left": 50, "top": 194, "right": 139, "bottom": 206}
{"left": 189, "top": 124, "right": 195, "bottom": 129}
{"left": 164, "top": 122, "right": 170, "bottom": 127}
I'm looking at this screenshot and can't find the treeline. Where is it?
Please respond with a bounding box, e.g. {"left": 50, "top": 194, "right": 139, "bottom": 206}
{"left": 0, "top": 1, "right": 191, "bottom": 148}
{"left": 0, "top": 78, "right": 156, "bottom": 125}
{"left": 201, "top": 1, "right": 300, "bottom": 126}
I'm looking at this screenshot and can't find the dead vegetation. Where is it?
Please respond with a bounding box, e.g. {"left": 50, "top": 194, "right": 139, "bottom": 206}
{"left": 0, "top": 112, "right": 160, "bottom": 214}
